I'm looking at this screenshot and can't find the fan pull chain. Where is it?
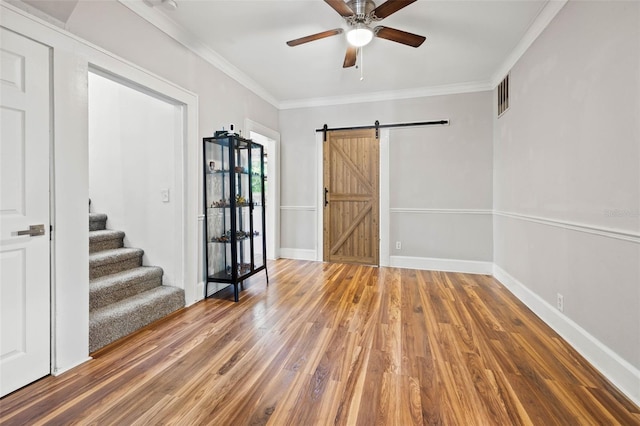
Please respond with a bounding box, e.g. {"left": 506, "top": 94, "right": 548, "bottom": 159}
{"left": 360, "top": 47, "right": 364, "bottom": 81}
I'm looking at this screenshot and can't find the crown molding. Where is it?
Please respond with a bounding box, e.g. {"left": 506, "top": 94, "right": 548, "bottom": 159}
{"left": 491, "top": 0, "right": 568, "bottom": 87}
{"left": 117, "top": 0, "right": 280, "bottom": 109}
{"left": 118, "top": 0, "right": 566, "bottom": 110}
{"left": 279, "top": 80, "right": 493, "bottom": 110}
{"left": 4, "top": 0, "right": 66, "bottom": 28}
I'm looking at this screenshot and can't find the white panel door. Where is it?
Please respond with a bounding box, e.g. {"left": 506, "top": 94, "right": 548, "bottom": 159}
{"left": 0, "top": 28, "right": 51, "bottom": 397}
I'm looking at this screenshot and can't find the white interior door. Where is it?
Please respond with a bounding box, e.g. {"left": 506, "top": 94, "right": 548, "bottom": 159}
{"left": 0, "top": 28, "right": 51, "bottom": 397}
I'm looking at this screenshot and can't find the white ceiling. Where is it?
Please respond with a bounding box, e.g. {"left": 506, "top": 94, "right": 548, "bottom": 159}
{"left": 126, "top": 1, "right": 561, "bottom": 107}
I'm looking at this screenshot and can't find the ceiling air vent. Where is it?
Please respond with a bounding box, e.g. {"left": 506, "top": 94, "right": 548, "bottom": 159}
{"left": 498, "top": 74, "right": 509, "bottom": 117}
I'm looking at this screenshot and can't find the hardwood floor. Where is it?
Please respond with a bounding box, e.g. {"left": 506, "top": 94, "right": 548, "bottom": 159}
{"left": 1, "top": 259, "right": 638, "bottom": 425}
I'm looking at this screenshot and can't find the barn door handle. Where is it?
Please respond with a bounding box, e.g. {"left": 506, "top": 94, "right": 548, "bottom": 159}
{"left": 324, "top": 188, "right": 329, "bottom": 207}
{"left": 16, "top": 224, "right": 45, "bottom": 237}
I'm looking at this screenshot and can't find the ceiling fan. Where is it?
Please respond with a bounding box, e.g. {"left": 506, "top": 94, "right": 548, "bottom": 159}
{"left": 286, "top": 0, "right": 426, "bottom": 68}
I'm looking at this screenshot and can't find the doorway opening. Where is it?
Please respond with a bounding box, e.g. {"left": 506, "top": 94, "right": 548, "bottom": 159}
{"left": 246, "top": 120, "right": 280, "bottom": 260}
{"left": 88, "top": 70, "right": 186, "bottom": 290}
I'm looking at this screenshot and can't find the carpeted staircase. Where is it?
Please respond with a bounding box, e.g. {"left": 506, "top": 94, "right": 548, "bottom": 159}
{"left": 89, "top": 207, "right": 185, "bottom": 353}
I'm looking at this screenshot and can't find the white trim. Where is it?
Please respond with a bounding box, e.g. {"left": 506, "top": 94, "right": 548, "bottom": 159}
{"left": 244, "top": 119, "right": 280, "bottom": 143}
{"left": 1, "top": 1, "right": 200, "bottom": 373}
{"left": 119, "top": 0, "right": 567, "bottom": 109}
{"left": 245, "top": 120, "right": 281, "bottom": 260}
{"left": 391, "top": 208, "right": 493, "bottom": 215}
{"left": 52, "top": 357, "right": 92, "bottom": 376}
{"left": 0, "top": 2, "right": 197, "bottom": 98}
{"left": 281, "top": 205, "right": 316, "bottom": 211}
{"left": 491, "top": 0, "right": 568, "bottom": 87}
{"left": 196, "top": 281, "right": 205, "bottom": 299}
{"left": 197, "top": 214, "right": 205, "bottom": 301}
{"left": 316, "top": 132, "right": 324, "bottom": 262}
{"left": 495, "top": 211, "right": 640, "bottom": 244}
{"left": 493, "top": 264, "right": 640, "bottom": 406}
{"left": 390, "top": 256, "right": 493, "bottom": 275}
{"left": 117, "top": 0, "right": 279, "bottom": 108}
{"left": 5, "top": 0, "right": 65, "bottom": 28}
{"left": 379, "top": 129, "right": 390, "bottom": 267}
{"left": 279, "top": 248, "right": 317, "bottom": 261}
{"left": 118, "top": 0, "right": 566, "bottom": 109}
{"left": 280, "top": 81, "right": 491, "bottom": 110}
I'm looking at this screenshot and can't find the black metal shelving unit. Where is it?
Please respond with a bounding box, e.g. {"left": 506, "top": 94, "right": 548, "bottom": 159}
{"left": 203, "top": 132, "right": 268, "bottom": 302}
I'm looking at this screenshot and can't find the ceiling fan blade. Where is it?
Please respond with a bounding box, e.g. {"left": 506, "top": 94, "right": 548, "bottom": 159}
{"left": 325, "top": 0, "right": 355, "bottom": 17}
{"left": 374, "top": 26, "right": 425, "bottom": 47}
{"left": 371, "top": 0, "right": 417, "bottom": 19}
{"left": 286, "top": 28, "right": 344, "bottom": 47}
{"left": 343, "top": 46, "right": 357, "bottom": 68}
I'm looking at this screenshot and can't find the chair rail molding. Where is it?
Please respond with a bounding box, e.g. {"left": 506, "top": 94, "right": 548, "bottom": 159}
{"left": 494, "top": 210, "right": 640, "bottom": 244}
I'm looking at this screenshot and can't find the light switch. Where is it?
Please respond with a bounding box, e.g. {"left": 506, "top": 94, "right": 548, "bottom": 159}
{"left": 161, "top": 189, "right": 170, "bottom": 202}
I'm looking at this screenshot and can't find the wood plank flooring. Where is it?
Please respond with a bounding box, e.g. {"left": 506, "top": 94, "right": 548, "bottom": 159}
{"left": 1, "top": 259, "right": 638, "bottom": 425}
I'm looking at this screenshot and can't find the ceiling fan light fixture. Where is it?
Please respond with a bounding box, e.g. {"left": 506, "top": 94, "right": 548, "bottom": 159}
{"left": 346, "top": 25, "right": 373, "bottom": 47}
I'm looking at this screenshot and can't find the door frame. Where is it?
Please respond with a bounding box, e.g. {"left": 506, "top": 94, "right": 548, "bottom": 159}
{"left": 245, "top": 119, "right": 281, "bottom": 260}
{"left": 1, "top": 1, "right": 199, "bottom": 375}
{"left": 84, "top": 64, "right": 198, "bottom": 304}
{"left": 88, "top": 67, "right": 187, "bottom": 290}
{"left": 316, "top": 128, "right": 390, "bottom": 266}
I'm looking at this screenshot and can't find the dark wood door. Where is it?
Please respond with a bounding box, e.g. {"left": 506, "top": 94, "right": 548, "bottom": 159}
{"left": 323, "top": 129, "right": 379, "bottom": 265}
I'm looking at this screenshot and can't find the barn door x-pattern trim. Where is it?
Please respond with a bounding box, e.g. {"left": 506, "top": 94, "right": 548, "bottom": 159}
{"left": 323, "top": 129, "right": 379, "bottom": 265}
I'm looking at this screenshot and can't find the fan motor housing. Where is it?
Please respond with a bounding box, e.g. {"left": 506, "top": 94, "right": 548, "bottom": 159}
{"left": 347, "top": 0, "right": 376, "bottom": 21}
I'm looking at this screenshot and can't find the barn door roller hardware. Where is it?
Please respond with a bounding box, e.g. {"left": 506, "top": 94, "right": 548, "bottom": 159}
{"left": 318, "top": 119, "right": 450, "bottom": 141}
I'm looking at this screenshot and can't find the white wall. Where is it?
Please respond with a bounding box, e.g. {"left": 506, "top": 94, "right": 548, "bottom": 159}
{"left": 65, "top": 1, "right": 279, "bottom": 138}
{"left": 6, "top": 0, "right": 638, "bottom": 405}
{"left": 1, "top": 0, "right": 277, "bottom": 374}
{"left": 279, "top": 91, "right": 494, "bottom": 268}
{"left": 493, "top": 0, "right": 640, "bottom": 402}
{"left": 89, "top": 72, "right": 180, "bottom": 286}
{"left": 64, "top": 0, "right": 279, "bottom": 296}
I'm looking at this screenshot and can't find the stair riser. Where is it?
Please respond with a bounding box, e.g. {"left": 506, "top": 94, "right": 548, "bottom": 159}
{"left": 90, "top": 276, "right": 162, "bottom": 310}
{"left": 89, "top": 290, "right": 185, "bottom": 353}
{"left": 90, "top": 237, "right": 124, "bottom": 254}
{"left": 90, "top": 218, "right": 107, "bottom": 231}
{"left": 90, "top": 257, "right": 142, "bottom": 280}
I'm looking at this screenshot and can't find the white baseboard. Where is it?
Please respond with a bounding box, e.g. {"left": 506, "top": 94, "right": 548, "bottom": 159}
{"left": 493, "top": 264, "right": 640, "bottom": 406}
{"left": 390, "top": 256, "right": 493, "bottom": 275}
{"left": 279, "top": 248, "right": 317, "bottom": 261}
{"left": 194, "top": 281, "right": 205, "bottom": 303}
{"left": 52, "top": 357, "right": 92, "bottom": 376}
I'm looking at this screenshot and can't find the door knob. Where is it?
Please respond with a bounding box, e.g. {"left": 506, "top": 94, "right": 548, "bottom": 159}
{"left": 15, "top": 224, "right": 45, "bottom": 237}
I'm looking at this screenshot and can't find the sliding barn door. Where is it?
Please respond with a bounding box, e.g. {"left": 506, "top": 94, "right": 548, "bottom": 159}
{"left": 323, "top": 129, "right": 379, "bottom": 265}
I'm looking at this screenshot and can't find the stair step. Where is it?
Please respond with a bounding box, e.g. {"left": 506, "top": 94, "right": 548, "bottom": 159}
{"left": 89, "top": 213, "right": 107, "bottom": 231}
{"left": 90, "top": 266, "right": 163, "bottom": 310}
{"left": 90, "top": 248, "right": 143, "bottom": 280}
{"left": 90, "top": 230, "right": 125, "bottom": 253}
{"left": 89, "top": 285, "right": 185, "bottom": 353}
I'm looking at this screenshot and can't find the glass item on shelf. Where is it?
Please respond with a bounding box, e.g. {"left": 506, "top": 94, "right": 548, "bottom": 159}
{"left": 203, "top": 132, "right": 268, "bottom": 302}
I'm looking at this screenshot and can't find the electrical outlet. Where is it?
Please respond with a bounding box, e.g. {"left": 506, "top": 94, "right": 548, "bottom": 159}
{"left": 395, "top": 241, "right": 401, "bottom": 250}
{"left": 557, "top": 293, "right": 564, "bottom": 312}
